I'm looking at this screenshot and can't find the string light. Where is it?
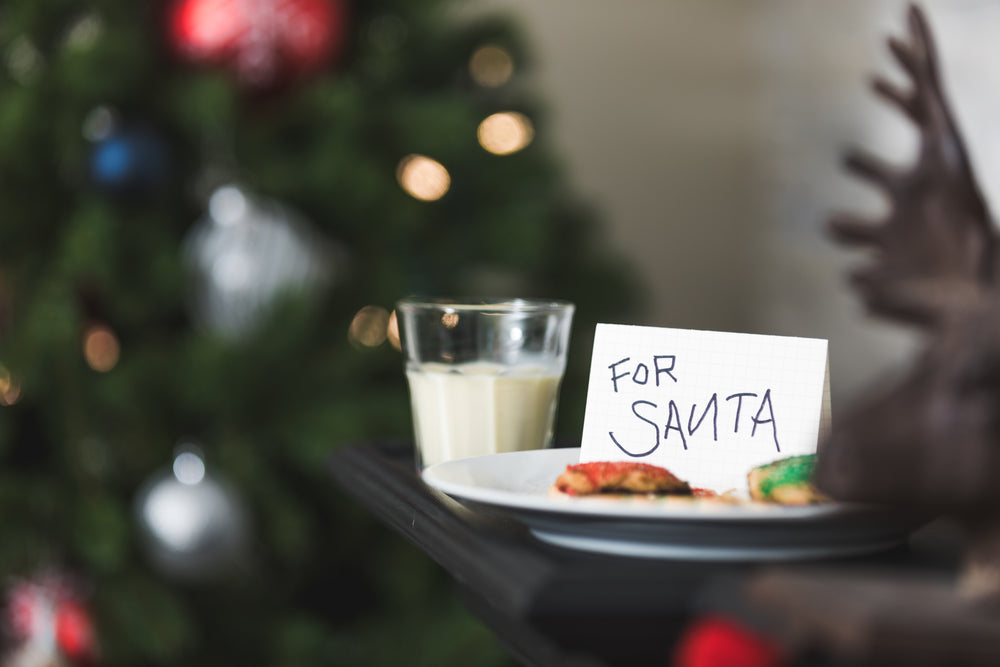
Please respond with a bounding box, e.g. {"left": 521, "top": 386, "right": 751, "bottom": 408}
{"left": 0, "top": 364, "right": 21, "bottom": 406}
{"left": 83, "top": 323, "right": 120, "bottom": 372}
{"left": 1, "top": 384, "right": 21, "bottom": 406}
{"left": 387, "top": 310, "right": 401, "bottom": 351}
{"left": 5, "top": 36, "right": 43, "bottom": 84}
{"left": 478, "top": 112, "right": 534, "bottom": 155}
{"left": 397, "top": 154, "right": 450, "bottom": 201}
{"left": 469, "top": 44, "right": 514, "bottom": 88}
{"left": 63, "top": 14, "right": 104, "bottom": 51}
{"left": 82, "top": 106, "right": 116, "bottom": 142}
{"left": 348, "top": 305, "right": 390, "bottom": 348}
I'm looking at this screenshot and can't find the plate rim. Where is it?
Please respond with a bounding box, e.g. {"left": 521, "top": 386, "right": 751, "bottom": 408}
{"left": 421, "top": 447, "right": 882, "bottom": 523}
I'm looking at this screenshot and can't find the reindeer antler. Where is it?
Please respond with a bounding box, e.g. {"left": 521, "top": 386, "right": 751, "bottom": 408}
{"left": 814, "top": 4, "right": 1000, "bottom": 607}
{"left": 829, "top": 4, "right": 995, "bottom": 326}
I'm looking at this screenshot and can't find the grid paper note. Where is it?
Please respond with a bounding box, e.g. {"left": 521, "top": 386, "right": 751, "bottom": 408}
{"left": 579, "top": 323, "right": 830, "bottom": 493}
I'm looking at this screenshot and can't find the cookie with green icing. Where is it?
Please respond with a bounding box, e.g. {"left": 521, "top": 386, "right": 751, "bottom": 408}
{"left": 747, "top": 454, "right": 826, "bottom": 505}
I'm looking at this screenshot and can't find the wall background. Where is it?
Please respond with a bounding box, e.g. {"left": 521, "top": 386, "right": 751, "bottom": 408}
{"left": 465, "top": 0, "right": 1000, "bottom": 405}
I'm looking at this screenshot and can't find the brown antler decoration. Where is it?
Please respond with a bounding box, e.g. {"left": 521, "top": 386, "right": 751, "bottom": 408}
{"left": 827, "top": 4, "right": 995, "bottom": 325}
{"left": 815, "top": 4, "right": 1000, "bottom": 605}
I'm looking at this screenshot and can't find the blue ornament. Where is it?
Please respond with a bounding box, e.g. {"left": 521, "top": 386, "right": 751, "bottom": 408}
{"left": 89, "top": 125, "right": 169, "bottom": 193}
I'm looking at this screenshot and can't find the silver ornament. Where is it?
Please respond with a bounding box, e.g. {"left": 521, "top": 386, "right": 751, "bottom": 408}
{"left": 134, "top": 444, "right": 250, "bottom": 581}
{"left": 183, "top": 184, "right": 339, "bottom": 339}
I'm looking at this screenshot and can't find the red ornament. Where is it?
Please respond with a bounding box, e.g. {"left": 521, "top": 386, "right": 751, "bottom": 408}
{"left": 55, "top": 600, "right": 96, "bottom": 662}
{"left": 3, "top": 575, "right": 98, "bottom": 665}
{"left": 167, "top": 0, "right": 348, "bottom": 87}
{"left": 672, "top": 615, "right": 785, "bottom": 667}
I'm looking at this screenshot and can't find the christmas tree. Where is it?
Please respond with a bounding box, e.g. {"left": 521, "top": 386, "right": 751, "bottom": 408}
{"left": 0, "top": 1, "right": 637, "bottom": 664}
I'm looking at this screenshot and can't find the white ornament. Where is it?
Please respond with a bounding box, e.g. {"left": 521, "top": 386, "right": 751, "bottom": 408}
{"left": 183, "top": 184, "right": 338, "bottom": 339}
{"left": 134, "top": 444, "right": 250, "bottom": 581}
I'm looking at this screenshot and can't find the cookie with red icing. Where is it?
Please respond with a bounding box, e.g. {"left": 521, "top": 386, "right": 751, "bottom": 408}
{"left": 555, "top": 460, "right": 692, "bottom": 496}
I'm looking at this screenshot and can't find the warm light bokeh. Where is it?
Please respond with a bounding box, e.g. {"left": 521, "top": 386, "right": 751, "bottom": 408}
{"left": 387, "top": 310, "right": 401, "bottom": 351}
{"left": 349, "top": 305, "right": 391, "bottom": 348}
{"left": 83, "top": 323, "right": 121, "bottom": 372}
{"left": 477, "top": 112, "right": 534, "bottom": 155}
{"left": 0, "top": 364, "right": 20, "bottom": 406}
{"left": 396, "top": 154, "right": 450, "bottom": 201}
{"left": 469, "top": 44, "right": 514, "bottom": 88}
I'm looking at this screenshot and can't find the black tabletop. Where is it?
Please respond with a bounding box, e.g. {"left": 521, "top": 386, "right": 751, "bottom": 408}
{"left": 328, "top": 442, "right": 960, "bottom": 667}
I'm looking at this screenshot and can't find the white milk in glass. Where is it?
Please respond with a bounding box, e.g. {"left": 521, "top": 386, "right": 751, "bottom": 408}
{"left": 406, "top": 361, "right": 563, "bottom": 468}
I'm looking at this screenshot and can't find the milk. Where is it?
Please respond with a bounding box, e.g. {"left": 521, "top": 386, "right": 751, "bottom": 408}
{"left": 406, "top": 361, "right": 564, "bottom": 468}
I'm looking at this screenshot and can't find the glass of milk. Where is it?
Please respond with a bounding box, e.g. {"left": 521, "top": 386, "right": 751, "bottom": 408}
{"left": 396, "top": 297, "right": 575, "bottom": 471}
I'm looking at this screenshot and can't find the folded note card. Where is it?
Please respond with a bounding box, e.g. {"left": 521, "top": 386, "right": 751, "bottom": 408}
{"left": 579, "top": 324, "right": 831, "bottom": 493}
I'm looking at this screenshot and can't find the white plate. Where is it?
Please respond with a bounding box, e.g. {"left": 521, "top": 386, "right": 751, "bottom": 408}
{"left": 422, "top": 447, "right": 918, "bottom": 561}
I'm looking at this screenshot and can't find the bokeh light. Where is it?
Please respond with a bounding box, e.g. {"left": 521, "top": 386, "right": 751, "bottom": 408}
{"left": 0, "top": 365, "right": 21, "bottom": 406}
{"left": 83, "top": 323, "right": 121, "bottom": 372}
{"left": 6, "top": 36, "right": 43, "bottom": 84}
{"left": 387, "top": 310, "right": 401, "bottom": 351}
{"left": 82, "top": 106, "right": 116, "bottom": 142}
{"left": 173, "top": 445, "right": 206, "bottom": 485}
{"left": 478, "top": 112, "right": 534, "bottom": 155}
{"left": 64, "top": 14, "right": 104, "bottom": 51}
{"left": 469, "top": 44, "right": 514, "bottom": 88}
{"left": 209, "top": 185, "right": 248, "bottom": 225}
{"left": 396, "top": 155, "right": 450, "bottom": 201}
{"left": 349, "top": 306, "right": 391, "bottom": 348}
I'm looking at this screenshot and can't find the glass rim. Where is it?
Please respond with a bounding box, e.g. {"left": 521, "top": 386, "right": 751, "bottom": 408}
{"left": 396, "top": 296, "right": 574, "bottom": 313}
